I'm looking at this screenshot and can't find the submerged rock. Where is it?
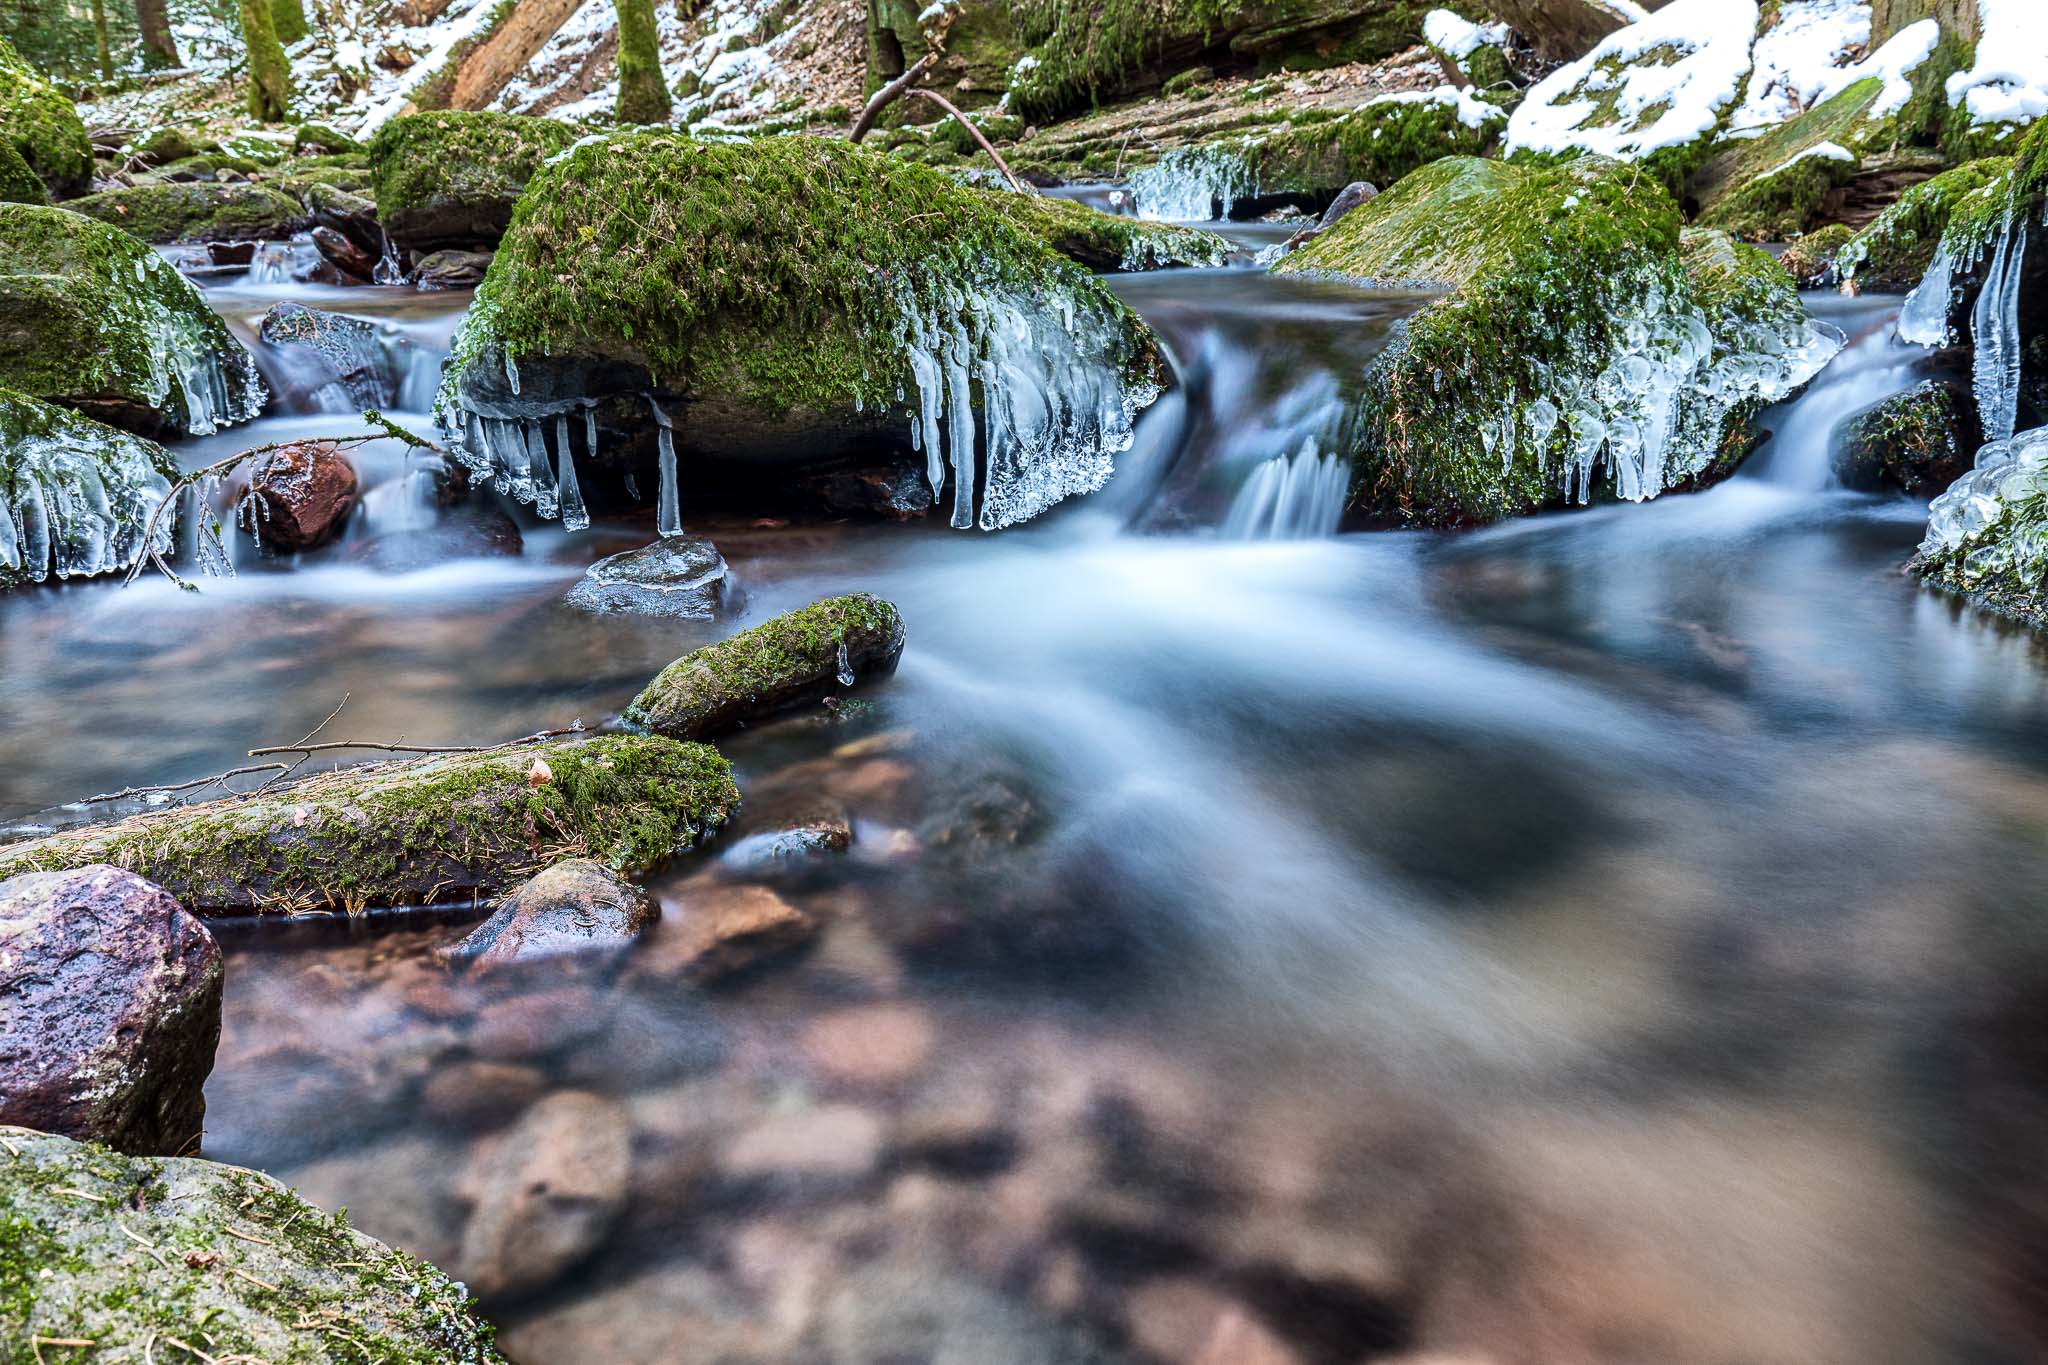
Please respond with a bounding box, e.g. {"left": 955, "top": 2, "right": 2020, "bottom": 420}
{"left": 0, "top": 35, "right": 91, "bottom": 200}
{"left": 454, "top": 1090, "right": 630, "bottom": 1301}
{"left": 442, "top": 857, "right": 658, "bottom": 969}
{"left": 0, "top": 204, "right": 266, "bottom": 437}
{"left": 0, "top": 1129, "right": 505, "bottom": 1360}
{"left": 0, "top": 865, "right": 222, "bottom": 1155}
{"left": 1833, "top": 380, "right": 1977, "bottom": 493}
{"left": 626, "top": 882, "right": 817, "bottom": 983}
{"left": 240, "top": 438, "right": 360, "bottom": 552}
{"left": 438, "top": 135, "right": 1164, "bottom": 532}
{"left": 257, "top": 300, "right": 419, "bottom": 410}
{"left": 0, "top": 734, "right": 738, "bottom": 916}
{"left": 625, "top": 593, "right": 906, "bottom": 739}
{"left": 369, "top": 110, "right": 584, "bottom": 251}
{"left": 1277, "top": 155, "right": 1840, "bottom": 524}
{"left": 0, "top": 388, "right": 181, "bottom": 587}
{"left": 566, "top": 535, "right": 735, "bottom": 619}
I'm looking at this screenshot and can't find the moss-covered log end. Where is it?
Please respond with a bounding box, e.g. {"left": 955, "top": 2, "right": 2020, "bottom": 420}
{"left": 626, "top": 593, "right": 906, "bottom": 739}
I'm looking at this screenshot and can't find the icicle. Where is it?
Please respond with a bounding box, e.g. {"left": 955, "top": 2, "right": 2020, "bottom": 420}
{"left": 525, "top": 420, "right": 559, "bottom": 519}
{"left": 836, "top": 640, "right": 855, "bottom": 686}
{"left": 647, "top": 395, "right": 681, "bottom": 537}
{"left": 555, "top": 413, "right": 588, "bottom": 532}
{"left": 1898, "top": 242, "right": 1955, "bottom": 346}
{"left": 1971, "top": 216, "right": 2027, "bottom": 445}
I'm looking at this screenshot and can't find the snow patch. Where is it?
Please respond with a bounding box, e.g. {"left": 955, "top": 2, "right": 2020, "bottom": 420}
{"left": 1361, "top": 85, "right": 1508, "bottom": 131}
{"left": 1422, "top": 9, "right": 1510, "bottom": 62}
{"left": 1945, "top": 0, "right": 2048, "bottom": 130}
{"left": 1760, "top": 139, "right": 1854, "bottom": 178}
{"left": 1729, "top": 0, "right": 1870, "bottom": 132}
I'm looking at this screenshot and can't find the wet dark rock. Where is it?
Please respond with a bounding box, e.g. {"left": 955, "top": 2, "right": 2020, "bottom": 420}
{"left": 440, "top": 857, "right": 658, "bottom": 970}
{"left": 415, "top": 247, "right": 493, "bottom": 289}
{"left": 311, "top": 223, "right": 377, "bottom": 280}
{"left": 626, "top": 883, "right": 818, "bottom": 985}
{"left": 207, "top": 239, "right": 255, "bottom": 266}
{"left": 240, "top": 438, "right": 360, "bottom": 551}
{"left": 1284, "top": 179, "right": 1379, "bottom": 251}
{"left": 258, "top": 300, "right": 394, "bottom": 409}
{"left": 625, "top": 593, "right": 905, "bottom": 739}
{"left": 368, "top": 111, "right": 584, "bottom": 252}
{"left": 455, "top": 1089, "right": 631, "bottom": 1301}
{"left": 0, "top": 1129, "right": 504, "bottom": 1360}
{"left": 348, "top": 502, "right": 524, "bottom": 572}
{"left": 806, "top": 458, "right": 937, "bottom": 521}
{"left": 716, "top": 813, "right": 853, "bottom": 883}
{"left": 1832, "top": 379, "right": 1979, "bottom": 494}
{"left": 566, "top": 535, "right": 736, "bottom": 619}
{"left": 0, "top": 865, "right": 222, "bottom": 1155}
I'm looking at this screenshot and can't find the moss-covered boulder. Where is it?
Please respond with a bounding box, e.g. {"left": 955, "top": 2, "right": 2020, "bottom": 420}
{"left": 626, "top": 593, "right": 906, "bottom": 738}
{"left": 1503, "top": 0, "right": 1756, "bottom": 198}
{"left": 0, "top": 135, "right": 46, "bottom": 205}
{"left": 1782, "top": 222, "right": 1856, "bottom": 288}
{"left": 0, "top": 388, "right": 181, "bottom": 588}
{"left": 0, "top": 1129, "right": 507, "bottom": 1361}
{"left": 0, "top": 35, "right": 92, "bottom": 200}
{"left": 369, "top": 110, "right": 585, "bottom": 252}
{"left": 1836, "top": 157, "right": 2012, "bottom": 290}
{"left": 1424, "top": 8, "right": 1516, "bottom": 92}
{"left": 984, "top": 189, "right": 1229, "bottom": 271}
{"left": 1833, "top": 379, "right": 1977, "bottom": 492}
{"left": 1277, "top": 155, "right": 1840, "bottom": 524}
{"left": 440, "top": 135, "right": 1165, "bottom": 531}
{"left": 1913, "top": 425, "right": 2048, "bottom": 631}
{"left": 0, "top": 205, "right": 266, "bottom": 436}
{"left": 0, "top": 734, "right": 738, "bottom": 916}
{"left": 65, "top": 181, "right": 314, "bottom": 244}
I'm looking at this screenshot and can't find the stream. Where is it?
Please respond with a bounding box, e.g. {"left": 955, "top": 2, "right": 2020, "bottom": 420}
{"left": 6, "top": 250, "right": 2048, "bottom": 1363}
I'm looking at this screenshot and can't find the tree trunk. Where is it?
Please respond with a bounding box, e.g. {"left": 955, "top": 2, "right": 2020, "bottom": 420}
{"left": 136, "top": 0, "right": 181, "bottom": 70}
{"left": 272, "top": 0, "right": 309, "bottom": 47}
{"left": 613, "top": 0, "right": 670, "bottom": 123}
{"left": 1873, "top": 0, "right": 1980, "bottom": 45}
{"left": 1476, "top": 0, "right": 1633, "bottom": 62}
{"left": 90, "top": 0, "right": 113, "bottom": 78}
{"left": 239, "top": 0, "right": 293, "bottom": 121}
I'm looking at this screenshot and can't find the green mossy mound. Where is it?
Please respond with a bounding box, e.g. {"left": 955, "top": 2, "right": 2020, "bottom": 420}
{"left": 1836, "top": 156, "right": 2012, "bottom": 290}
{"left": 1912, "top": 427, "right": 2048, "bottom": 633}
{"left": 65, "top": 181, "right": 312, "bottom": 244}
{"left": 133, "top": 127, "right": 213, "bottom": 166}
{"left": 0, "top": 34, "right": 92, "bottom": 200}
{"left": 0, "top": 204, "right": 266, "bottom": 437}
{"left": 0, "top": 135, "right": 46, "bottom": 205}
{"left": 369, "top": 110, "right": 585, "bottom": 250}
{"left": 0, "top": 388, "right": 180, "bottom": 588}
{"left": 1250, "top": 90, "right": 1506, "bottom": 197}
{"left": 0, "top": 1129, "right": 506, "bottom": 1363}
{"left": 627, "top": 594, "right": 906, "bottom": 738}
{"left": 1833, "top": 379, "right": 1976, "bottom": 492}
{"left": 0, "top": 734, "right": 738, "bottom": 916}
{"left": 984, "top": 189, "right": 1230, "bottom": 270}
{"left": 1278, "top": 156, "right": 1832, "bottom": 524}
{"left": 1695, "top": 77, "right": 1882, "bottom": 241}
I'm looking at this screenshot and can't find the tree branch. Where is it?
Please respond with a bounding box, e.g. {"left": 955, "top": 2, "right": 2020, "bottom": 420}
{"left": 908, "top": 87, "right": 1031, "bottom": 194}
{"left": 848, "top": 52, "right": 936, "bottom": 143}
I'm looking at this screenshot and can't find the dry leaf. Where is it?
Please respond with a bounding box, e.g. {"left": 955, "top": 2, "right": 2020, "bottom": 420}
{"left": 528, "top": 757, "right": 553, "bottom": 788}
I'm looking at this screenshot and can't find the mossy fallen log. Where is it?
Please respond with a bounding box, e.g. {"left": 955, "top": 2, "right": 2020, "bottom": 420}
{"left": 0, "top": 734, "right": 737, "bottom": 916}
{"left": 625, "top": 594, "right": 906, "bottom": 739}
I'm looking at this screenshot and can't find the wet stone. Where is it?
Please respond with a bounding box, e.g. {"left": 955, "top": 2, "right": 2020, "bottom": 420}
{"left": 455, "top": 1089, "right": 632, "bottom": 1301}
{"left": 626, "top": 883, "right": 818, "bottom": 985}
{"left": 240, "top": 437, "right": 360, "bottom": 552}
{"left": 567, "top": 535, "right": 736, "bottom": 619}
{"left": 440, "top": 856, "right": 658, "bottom": 971}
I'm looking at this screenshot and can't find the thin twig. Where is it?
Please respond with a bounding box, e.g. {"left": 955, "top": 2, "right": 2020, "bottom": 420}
{"left": 849, "top": 52, "right": 937, "bottom": 143}
{"left": 907, "top": 87, "right": 1031, "bottom": 194}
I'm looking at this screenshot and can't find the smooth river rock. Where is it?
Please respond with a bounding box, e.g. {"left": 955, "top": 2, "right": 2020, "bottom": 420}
{"left": 454, "top": 1089, "right": 631, "bottom": 1301}
{"left": 241, "top": 438, "right": 361, "bottom": 551}
{"left": 0, "top": 865, "right": 222, "bottom": 1155}
{"left": 441, "top": 856, "right": 658, "bottom": 970}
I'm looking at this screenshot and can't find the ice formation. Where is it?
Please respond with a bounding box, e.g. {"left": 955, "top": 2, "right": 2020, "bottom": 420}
{"left": 116, "top": 251, "right": 268, "bottom": 436}
{"left": 0, "top": 412, "right": 178, "bottom": 585}
{"left": 1506, "top": 0, "right": 1758, "bottom": 161}
{"left": 1131, "top": 142, "right": 1261, "bottom": 222}
{"left": 1918, "top": 426, "right": 2048, "bottom": 587}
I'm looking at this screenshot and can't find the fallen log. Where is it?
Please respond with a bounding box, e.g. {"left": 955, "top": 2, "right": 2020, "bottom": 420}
{"left": 0, "top": 734, "right": 736, "bottom": 917}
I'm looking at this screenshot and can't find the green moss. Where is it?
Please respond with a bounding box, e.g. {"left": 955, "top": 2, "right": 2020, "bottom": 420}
{"left": 293, "top": 121, "right": 359, "bottom": 154}
{"left": 368, "top": 110, "right": 583, "bottom": 245}
{"left": 1279, "top": 156, "right": 1810, "bottom": 524}
{"left": 455, "top": 133, "right": 1160, "bottom": 419}
{"left": 0, "top": 203, "right": 264, "bottom": 436}
{"left": 616, "top": 0, "right": 671, "bottom": 122}
{"left": 133, "top": 126, "right": 212, "bottom": 166}
{"left": 1781, "top": 220, "right": 1855, "bottom": 287}
{"left": 1836, "top": 156, "right": 2012, "bottom": 290}
{"left": 1251, "top": 91, "right": 1505, "bottom": 196}
{"left": 65, "top": 181, "right": 311, "bottom": 243}
{"left": 0, "top": 135, "right": 47, "bottom": 204}
{"left": 1834, "top": 379, "right": 1972, "bottom": 491}
{"left": 239, "top": 0, "right": 293, "bottom": 121}
{"left": 0, "top": 733, "right": 738, "bottom": 914}
{"left": 1694, "top": 77, "right": 1882, "bottom": 240}
{"left": 626, "top": 593, "right": 905, "bottom": 737}
{"left": 983, "top": 189, "right": 1229, "bottom": 270}
{"left": 0, "top": 34, "right": 93, "bottom": 200}
{"left": 0, "top": 1131, "right": 507, "bottom": 1363}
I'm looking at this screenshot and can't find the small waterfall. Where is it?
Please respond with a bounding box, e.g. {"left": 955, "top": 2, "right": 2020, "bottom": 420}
{"left": 1754, "top": 301, "right": 1926, "bottom": 491}
{"left": 1223, "top": 444, "right": 1349, "bottom": 539}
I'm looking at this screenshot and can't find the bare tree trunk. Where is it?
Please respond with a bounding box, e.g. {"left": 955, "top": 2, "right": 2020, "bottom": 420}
{"left": 239, "top": 0, "right": 293, "bottom": 120}
{"left": 136, "top": 0, "right": 182, "bottom": 70}
{"left": 90, "top": 0, "right": 113, "bottom": 78}
{"left": 612, "top": 0, "right": 670, "bottom": 123}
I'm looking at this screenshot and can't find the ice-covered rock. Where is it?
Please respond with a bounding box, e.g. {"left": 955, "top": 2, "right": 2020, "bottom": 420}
{"left": 980, "top": 189, "right": 1231, "bottom": 271}
{"left": 437, "top": 135, "right": 1164, "bottom": 532}
{"left": 566, "top": 535, "right": 735, "bottom": 618}
{"left": 1914, "top": 425, "right": 2048, "bottom": 629}
{"left": 1834, "top": 156, "right": 2013, "bottom": 291}
{"left": 1276, "top": 155, "right": 1842, "bottom": 523}
{"left": 0, "top": 388, "right": 183, "bottom": 587}
{"left": 0, "top": 204, "right": 266, "bottom": 437}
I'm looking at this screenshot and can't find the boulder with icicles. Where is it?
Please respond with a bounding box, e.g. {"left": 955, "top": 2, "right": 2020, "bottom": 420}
{"left": 0, "top": 388, "right": 182, "bottom": 588}
{"left": 1274, "top": 154, "right": 1842, "bottom": 525}
{"left": 433, "top": 134, "right": 1167, "bottom": 534}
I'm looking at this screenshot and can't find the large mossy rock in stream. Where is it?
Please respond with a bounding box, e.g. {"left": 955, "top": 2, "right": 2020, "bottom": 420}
{"left": 1833, "top": 378, "right": 1977, "bottom": 492}
{"left": 1275, "top": 155, "right": 1841, "bottom": 525}
{"left": 626, "top": 594, "right": 907, "bottom": 739}
{"left": 1834, "top": 156, "right": 2012, "bottom": 291}
{"left": 440, "top": 135, "right": 1165, "bottom": 531}
{"left": 1913, "top": 425, "right": 2048, "bottom": 631}
{"left": 61, "top": 179, "right": 380, "bottom": 246}
{"left": 0, "top": 205, "right": 266, "bottom": 437}
{"left": 0, "top": 35, "right": 92, "bottom": 201}
{"left": 0, "top": 388, "right": 180, "bottom": 588}
{"left": 0, "top": 866, "right": 222, "bottom": 1156}
{"left": 369, "top": 110, "right": 584, "bottom": 251}
{"left": 0, "top": 735, "right": 738, "bottom": 917}
{"left": 0, "top": 1130, "right": 507, "bottom": 1362}
{"left": 981, "top": 190, "right": 1230, "bottom": 271}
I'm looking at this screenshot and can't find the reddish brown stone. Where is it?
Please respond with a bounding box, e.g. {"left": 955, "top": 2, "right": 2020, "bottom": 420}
{"left": 0, "top": 865, "right": 222, "bottom": 1155}
{"left": 243, "top": 440, "right": 360, "bottom": 552}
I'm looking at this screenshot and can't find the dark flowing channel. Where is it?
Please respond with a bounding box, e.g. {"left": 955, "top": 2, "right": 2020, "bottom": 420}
{"left": 6, "top": 263, "right": 2048, "bottom": 1364}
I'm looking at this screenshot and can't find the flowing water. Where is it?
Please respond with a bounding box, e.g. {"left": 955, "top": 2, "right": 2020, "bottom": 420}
{"left": 7, "top": 256, "right": 2048, "bottom": 1363}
